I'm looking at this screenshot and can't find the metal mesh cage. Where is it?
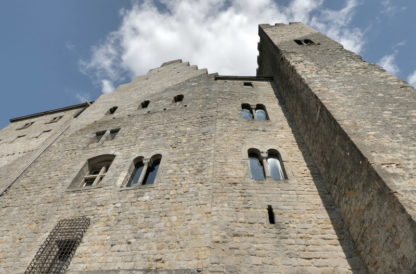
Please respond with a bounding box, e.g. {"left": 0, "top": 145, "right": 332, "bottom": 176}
{"left": 25, "top": 216, "right": 90, "bottom": 274}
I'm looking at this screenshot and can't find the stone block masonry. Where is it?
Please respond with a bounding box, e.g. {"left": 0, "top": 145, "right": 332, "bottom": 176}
{"left": 1, "top": 22, "right": 413, "bottom": 273}
{"left": 257, "top": 22, "right": 416, "bottom": 273}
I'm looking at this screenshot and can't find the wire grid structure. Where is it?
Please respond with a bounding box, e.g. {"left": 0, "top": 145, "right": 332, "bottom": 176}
{"left": 25, "top": 216, "right": 90, "bottom": 274}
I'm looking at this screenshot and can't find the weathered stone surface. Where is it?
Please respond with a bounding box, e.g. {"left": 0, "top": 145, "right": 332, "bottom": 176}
{"left": 1, "top": 22, "right": 411, "bottom": 273}
{"left": 257, "top": 22, "right": 416, "bottom": 273}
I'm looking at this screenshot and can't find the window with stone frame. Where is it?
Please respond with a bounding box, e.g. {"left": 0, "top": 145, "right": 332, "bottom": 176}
{"left": 68, "top": 154, "right": 115, "bottom": 189}
{"left": 241, "top": 104, "right": 269, "bottom": 120}
{"left": 241, "top": 103, "right": 253, "bottom": 120}
{"left": 248, "top": 148, "right": 287, "bottom": 180}
{"left": 124, "top": 154, "right": 162, "bottom": 187}
{"left": 248, "top": 148, "right": 265, "bottom": 180}
{"left": 267, "top": 149, "right": 286, "bottom": 180}
{"left": 254, "top": 104, "right": 269, "bottom": 120}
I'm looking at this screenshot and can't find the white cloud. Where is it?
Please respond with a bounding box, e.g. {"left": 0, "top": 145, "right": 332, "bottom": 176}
{"left": 75, "top": 93, "right": 92, "bottom": 103}
{"left": 381, "top": 0, "right": 406, "bottom": 16}
{"left": 80, "top": 0, "right": 364, "bottom": 93}
{"left": 378, "top": 53, "right": 399, "bottom": 75}
{"left": 101, "top": 79, "right": 115, "bottom": 93}
{"left": 407, "top": 71, "right": 416, "bottom": 87}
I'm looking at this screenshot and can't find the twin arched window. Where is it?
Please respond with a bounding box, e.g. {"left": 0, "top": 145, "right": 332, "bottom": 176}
{"left": 248, "top": 149, "right": 286, "bottom": 180}
{"left": 241, "top": 104, "right": 268, "bottom": 120}
{"left": 127, "top": 154, "right": 162, "bottom": 187}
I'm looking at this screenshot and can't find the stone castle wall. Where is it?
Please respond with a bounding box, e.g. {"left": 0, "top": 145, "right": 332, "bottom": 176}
{"left": 257, "top": 22, "right": 416, "bottom": 273}
{"left": 0, "top": 59, "right": 367, "bottom": 273}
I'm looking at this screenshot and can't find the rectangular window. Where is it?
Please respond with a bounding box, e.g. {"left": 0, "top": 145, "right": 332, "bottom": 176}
{"left": 95, "top": 130, "right": 106, "bottom": 142}
{"left": 25, "top": 217, "right": 90, "bottom": 273}
{"left": 109, "top": 128, "right": 120, "bottom": 140}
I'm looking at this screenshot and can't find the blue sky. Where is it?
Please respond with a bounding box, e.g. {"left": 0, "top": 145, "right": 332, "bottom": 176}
{"left": 0, "top": 0, "right": 415, "bottom": 128}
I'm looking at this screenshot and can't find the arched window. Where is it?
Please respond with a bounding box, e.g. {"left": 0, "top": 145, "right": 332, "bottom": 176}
{"left": 142, "top": 154, "right": 162, "bottom": 185}
{"left": 248, "top": 149, "right": 265, "bottom": 180}
{"left": 267, "top": 149, "right": 286, "bottom": 180}
{"left": 127, "top": 157, "right": 145, "bottom": 187}
{"left": 254, "top": 104, "right": 268, "bottom": 120}
{"left": 241, "top": 104, "right": 253, "bottom": 120}
{"left": 69, "top": 154, "right": 115, "bottom": 189}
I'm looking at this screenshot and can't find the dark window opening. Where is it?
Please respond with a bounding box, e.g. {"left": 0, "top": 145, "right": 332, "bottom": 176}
{"left": 174, "top": 94, "right": 184, "bottom": 102}
{"left": 107, "top": 106, "right": 118, "bottom": 114}
{"left": 141, "top": 100, "right": 150, "bottom": 109}
{"left": 142, "top": 155, "right": 161, "bottom": 185}
{"left": 303, "top": 39, "right": 315, "bottom": 45}
{"left": 83, "top": 178, "right": 95, "bottom": 187}
{"left": 127, "top": 158, "right": 145, "bottom": 187}
{"left": 243, "top": 82, "right": 253, "bottom": 87}
{"left": 95, "top": 130, "right": 106, "bottom": 142}
{"left": 267, "top": 205, "right": 275, "bottom": 224}
{"left": 25, "top": 217, "right": 90, "bottom": 274}
{"left": 17, "top": 121, "right": 34, "bottom": 130}
{"left": 241, "top": 103, "right": 253, "bottom": 120}
{"left": 46, "top": 116, "right": 63, "bottom": 124}
{"left": 109, "top": 128, "right": 120, "bottom": 140}
{"left": 294, "top": 39, "right": 304, "bottom": 45}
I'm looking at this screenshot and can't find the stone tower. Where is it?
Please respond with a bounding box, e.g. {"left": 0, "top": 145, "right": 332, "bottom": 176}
{"left": 0, "top": 22, "right": 414, "bottom": 273}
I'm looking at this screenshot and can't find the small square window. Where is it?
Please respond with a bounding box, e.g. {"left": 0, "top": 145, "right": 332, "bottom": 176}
{"left": 95, "top": 130, "right": 106, "bottom": 142}
{"left": 173, "top": 94, "right": 184, "bottom": 102}
{"left": 109, "top": 128, "right": 120, "bottom": 140}
{"left": 107, "top": 106, "right": 118, "bottom": 114}
{"left": 243, "top": 82, "right": 253, "bottom": 87}
{"left": 140, "top": 100, "right": 150, "bottom": 109}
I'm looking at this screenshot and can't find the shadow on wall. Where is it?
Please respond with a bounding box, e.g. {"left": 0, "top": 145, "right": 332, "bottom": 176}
{"left": 270, "top": 84, "right": 368, "bottom": 274}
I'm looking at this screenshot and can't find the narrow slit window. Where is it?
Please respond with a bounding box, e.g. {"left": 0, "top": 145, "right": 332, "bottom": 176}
{"left": 294, "top": 39, "right": 304, "bottom": 45}
{"left": 109, "top": 128, "right": 120, "bottom": 140}
{"left": 267, "top": 205, "right": 275, "bottom": 224}
{"left": 174, "top": 94, "right": 184, "bottom": 102}
{"left": 248, "top": 149, "right": 265, "bottom": 180}
{"left": 243, "top": 82, "right": 253, "bottom": 87}
{"left": 241, "top": 104, "right": 253, "bottom": 120}
{"left": 127, "top": 158, "right": 144, "bottom": 187}
{"left": 267, "top": 149, "right": 286, "bottom": 180}
{"left": 142, "top": 155, "right": 161, "bottom": 185}
{"left": 141, "top": 100, "right": 150, "bottom": 109}
{"left": 107, "top": 106, "right": 118, "bottom": 115}
{"left": 254, "top": 104, "right": 268, "bottom": 120}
